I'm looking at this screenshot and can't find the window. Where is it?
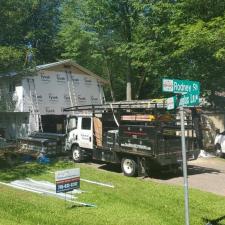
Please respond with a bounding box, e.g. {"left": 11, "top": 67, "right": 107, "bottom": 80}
{"left": 81, "top": 118, "right": 91, "bottom": 130}
{"left": 68, "top": 117, "right": 77, "bottom": 131}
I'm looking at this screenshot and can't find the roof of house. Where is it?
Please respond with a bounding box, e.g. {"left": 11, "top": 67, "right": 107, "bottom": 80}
{"left": 0, "top": 59, "right": 108, "bottom": 84}
{"left": 36, "top": 59, "right": 108, "bottom": 84}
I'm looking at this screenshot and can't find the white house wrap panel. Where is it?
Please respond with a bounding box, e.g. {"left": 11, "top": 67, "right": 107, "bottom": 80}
{"left": 22, "top": 70, "right": 105, "bottom": 115}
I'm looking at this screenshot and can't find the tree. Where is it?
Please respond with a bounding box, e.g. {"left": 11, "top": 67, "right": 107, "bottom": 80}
{"left": 23, "top": 0, "right": 61, "bottom": 63}
{"left": 0, "top": 0, "right": 29, "bottom": 73}
{"left": 0, "top": 47, "right": 24, "bottom": 74}
{"left": 58, "top": 0, "right": 143, "bottom": 101}
{"left": 0, "top": 0, "right": 61, "bottom": 74}
{"left": 169, "top": 0, "right": 225, "bottom": 102}
{"left": 128, "top": 0, "right": 225, "bottom": 100}
{"left": 58, "top": 0, "right": 225, "bottom": 102}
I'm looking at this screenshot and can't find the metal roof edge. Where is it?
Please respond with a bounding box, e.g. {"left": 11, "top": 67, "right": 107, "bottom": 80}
{"left": 36, "top": 59, "right": 72, "bottom": 70}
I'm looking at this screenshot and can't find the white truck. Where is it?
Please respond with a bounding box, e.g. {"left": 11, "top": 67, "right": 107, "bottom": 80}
{"left": 64, "top": 100, "right": 200, "bottom": 176}
{"left": 215, "top": 130, "right": 225, "bottom": 157}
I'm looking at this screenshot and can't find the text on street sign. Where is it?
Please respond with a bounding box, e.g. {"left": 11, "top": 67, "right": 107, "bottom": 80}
{"left": 162, "top": 78, "right": 200, "bottom": 94}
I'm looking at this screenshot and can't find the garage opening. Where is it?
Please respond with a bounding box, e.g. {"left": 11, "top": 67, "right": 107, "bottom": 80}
{"left": 41, "top": 115, "right": 66, "bottom": 134}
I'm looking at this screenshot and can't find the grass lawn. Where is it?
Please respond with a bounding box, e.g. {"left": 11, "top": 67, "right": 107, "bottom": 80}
{"left": 0, "top": 159, "right": 225, "bottom": 225}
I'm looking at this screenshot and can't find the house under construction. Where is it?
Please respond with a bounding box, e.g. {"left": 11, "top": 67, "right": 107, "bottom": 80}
{"left": 0, "top": 60, "right": 107, "bottom": 139}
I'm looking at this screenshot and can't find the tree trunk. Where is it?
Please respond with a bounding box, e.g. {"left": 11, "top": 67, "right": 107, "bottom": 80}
{"left": 126, "top": 58, "right": 132, "bottom": 101}
{"left": 126, "top": 81, "right": 132, "bottom": 101}
{"left": 127, "top": 62, "right": 132, "bottom": 101}
{"left": 103, "top": 53, "right": 115, "bottom": 102}
{"left": 120, "top": 1, "right": 132, "bottom": 101}
{"left": 135, "top": 70, "right": 146, "bottom": 100}
{"left": 106, "top": 61, "right": 115, "bottom": 102}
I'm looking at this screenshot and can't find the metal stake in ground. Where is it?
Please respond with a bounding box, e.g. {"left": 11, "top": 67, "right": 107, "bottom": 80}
{"left": 180, "top": 107, "right": 190, "bottom": 225}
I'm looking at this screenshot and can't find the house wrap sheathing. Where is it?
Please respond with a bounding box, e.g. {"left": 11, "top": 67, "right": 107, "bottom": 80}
{"left": 0, "top": 60, "right": 107, "bottom": 138}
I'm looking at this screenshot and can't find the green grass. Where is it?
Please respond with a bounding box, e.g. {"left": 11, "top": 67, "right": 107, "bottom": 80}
{"left": 214, "top": 157, "right": 225, "bottom": 162}
{"left": 0, "top": 159, "right": 225, "bottom": 225}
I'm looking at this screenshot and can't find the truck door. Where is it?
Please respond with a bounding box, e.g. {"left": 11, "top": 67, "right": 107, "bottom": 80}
{"left": 78, "top": 117, "right": 93, "bottom": 149}
{"left": 65, "top": 116, "right": 78, "bottom": 151}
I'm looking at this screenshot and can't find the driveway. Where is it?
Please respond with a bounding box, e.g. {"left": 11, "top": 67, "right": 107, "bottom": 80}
{"left": 80, "top": 157, "right": 225, "bottom": 196}
{"left": 150, "top": 157, "right": 225, "bottom": 196}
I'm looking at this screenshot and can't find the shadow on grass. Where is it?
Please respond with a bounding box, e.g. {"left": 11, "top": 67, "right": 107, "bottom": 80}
{"left": 202, "top": 215, "right": 225, "bottom": 225}
{"left": 148, "top": 164, "right": 221, "bottom": 180}
{"left": 84, "top": 160, "right": 221, "bottom": 180}
{"left": 84, "top": 160, "right": 122, "bottom": 174}
{"left": 98, "top": 163, "right": 122, "bottom": 174}
{"left": 0, "top": 154, "right": 73, "bottom": 182}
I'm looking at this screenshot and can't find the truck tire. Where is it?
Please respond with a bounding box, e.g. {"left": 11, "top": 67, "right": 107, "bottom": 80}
{"left": 72, "top": 145, "right": 82, "bottom": 162}
{"left": 121, "top": 157, "right": 137, "bottom": 177}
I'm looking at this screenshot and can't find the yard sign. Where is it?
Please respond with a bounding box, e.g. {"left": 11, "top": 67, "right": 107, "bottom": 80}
{"left": 55, "top": 168, "right": 80, "bottom": 193}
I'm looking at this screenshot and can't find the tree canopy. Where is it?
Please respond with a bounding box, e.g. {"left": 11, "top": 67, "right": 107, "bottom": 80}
{"left": 1, "top": 0, "right": 224, "bottom": 104}
{"left": 0, "top": 0, "right": 61, "bottom": 73}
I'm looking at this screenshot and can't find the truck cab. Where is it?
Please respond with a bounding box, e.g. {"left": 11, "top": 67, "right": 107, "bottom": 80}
{"left": 65, "top": 116, "right": 93, "bottom": 161}
{"left": 215, "top": 130, "right": 225, "bottom": 157}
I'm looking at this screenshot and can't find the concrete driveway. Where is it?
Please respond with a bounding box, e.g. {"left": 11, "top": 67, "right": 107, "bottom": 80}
{"left": 150, "top": 157, "right": 225, "bottom": 196}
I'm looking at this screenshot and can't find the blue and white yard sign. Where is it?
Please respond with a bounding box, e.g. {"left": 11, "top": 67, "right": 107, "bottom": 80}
{"left": 55, "top": 168, "right": 80, "bottom": 193}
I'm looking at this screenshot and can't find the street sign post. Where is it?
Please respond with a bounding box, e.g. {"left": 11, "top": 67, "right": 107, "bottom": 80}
{"left": 180, "top": 106, "right": 190, "bottom": 225}
{"left": 163, "top": 78, "right": 201, "bottom": 225}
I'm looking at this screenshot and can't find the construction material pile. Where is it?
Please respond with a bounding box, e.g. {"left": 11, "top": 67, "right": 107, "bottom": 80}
{"left": 19, "top": 132, "right": 66, "bottom": 155}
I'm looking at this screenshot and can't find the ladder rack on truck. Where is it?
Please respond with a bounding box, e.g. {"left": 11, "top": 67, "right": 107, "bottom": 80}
{"left": 64, "top": 99, "right": 167, "bottom": 113}
{"left": 64, "top": 100, "right": 200, "bottom": 177}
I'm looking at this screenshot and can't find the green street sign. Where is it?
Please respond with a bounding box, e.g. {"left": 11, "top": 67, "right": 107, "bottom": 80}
{"left": 166, "top": 93, "right": 200, "bottom": 110}
{"left": 162, "top": 78, "right": 200, "bottom": 94}
{"left": 178, "top": 93, "right": 200, "bottom": 107}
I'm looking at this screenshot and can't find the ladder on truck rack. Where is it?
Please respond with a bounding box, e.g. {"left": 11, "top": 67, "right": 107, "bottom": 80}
{"left": 63, "top": 99, "right": 167, "bottom": 114}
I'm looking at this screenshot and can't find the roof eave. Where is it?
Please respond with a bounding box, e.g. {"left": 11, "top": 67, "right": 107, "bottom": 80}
{"left": 37, "top": 59, "right": 109, "bottom": 85}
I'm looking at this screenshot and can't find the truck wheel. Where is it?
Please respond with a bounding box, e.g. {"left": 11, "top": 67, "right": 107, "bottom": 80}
{"left": 72, "top": 145, "right": 82, "bottom": 162}
{"left": 121, "top": 157, "right": 137, "bottom": 177}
